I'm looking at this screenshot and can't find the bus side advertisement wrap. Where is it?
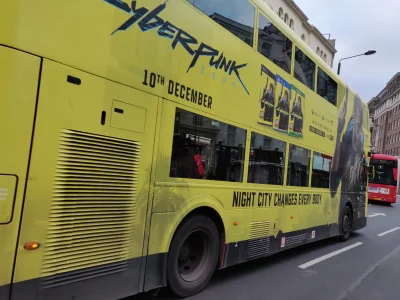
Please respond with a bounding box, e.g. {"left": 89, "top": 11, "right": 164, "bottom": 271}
{"left": 0, "top": 0, "right": 370, "bottom": 299}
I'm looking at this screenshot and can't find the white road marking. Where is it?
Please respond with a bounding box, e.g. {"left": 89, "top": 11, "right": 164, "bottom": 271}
{"left": 298, "top": 242, "right": 363, "bottom": 269}
{"left": 377, "top": 227, "right": 400, "bottom": 237}
{"left": 367, "top": 213, "right": 386, "bottom": 218}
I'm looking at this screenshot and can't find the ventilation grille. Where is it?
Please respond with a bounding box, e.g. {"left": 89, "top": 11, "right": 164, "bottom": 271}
{"left": 41, "top": 129, "right": 140, "bottom": 288}
{"left": 246, "top": 221, "right": 272, "bottom": 259}
{"left": 249, "top": 221, "right": 272, "bottom": 239}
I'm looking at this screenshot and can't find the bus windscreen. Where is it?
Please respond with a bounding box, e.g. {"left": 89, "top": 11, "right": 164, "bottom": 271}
{"left": 369, "top": 159, "right": 397, "bottom": 186}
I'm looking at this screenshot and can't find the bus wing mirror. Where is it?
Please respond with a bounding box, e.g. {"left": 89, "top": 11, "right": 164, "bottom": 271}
{"left": 368, "top": 165, "right": 375, "bottom": 179}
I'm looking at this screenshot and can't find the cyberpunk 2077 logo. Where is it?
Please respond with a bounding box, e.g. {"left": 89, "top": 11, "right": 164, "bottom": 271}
{"left": 105, "top": 0, "right": 250, "bottom": 95}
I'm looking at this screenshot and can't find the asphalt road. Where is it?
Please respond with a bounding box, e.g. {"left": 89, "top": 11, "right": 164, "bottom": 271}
{"left": 127, "top": 201, "right": 400, "bottom": 300}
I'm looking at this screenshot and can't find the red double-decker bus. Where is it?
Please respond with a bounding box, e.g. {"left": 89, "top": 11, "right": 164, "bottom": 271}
{"left": 368, "top": 154, "right": 399, "bottom": 205}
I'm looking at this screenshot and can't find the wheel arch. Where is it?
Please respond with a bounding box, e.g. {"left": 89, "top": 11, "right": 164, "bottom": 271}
{"left": 167, "top": 195, "right": 227, "bottom": 252}
{"left": 147, "top": 194, "right": 227, "bottom": 256}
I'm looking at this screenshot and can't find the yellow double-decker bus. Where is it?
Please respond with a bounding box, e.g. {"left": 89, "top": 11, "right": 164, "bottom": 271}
{"left": 0, "top": 0, "right": 370, "bottom": 299}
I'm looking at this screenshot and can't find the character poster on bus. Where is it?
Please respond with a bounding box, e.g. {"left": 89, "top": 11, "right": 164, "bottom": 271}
{"left": 289, "top": 84, "right": 305, "bottom": 138}
{"left": 273, "top": 75, "right": 291, "bottom": 132}
{"left": 258, "top": 65, "right": 276, "bottom": 126}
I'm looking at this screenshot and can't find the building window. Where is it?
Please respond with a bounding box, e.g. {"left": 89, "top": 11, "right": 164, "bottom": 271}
{"left": 289, "top": 19, "right": 294, "bottom": 29}
{"left": 317, "top": 68, "right": 338, "bottom": 105}
{"left": 170, "top": 107, "right": 246, "bottom": 182}
{"left": 301, "top": 34, "right": 305, "bottom": 41}
{"left": 294, "top": 47, "right": 316, "bottom": 90}
{"left": 311, "top": 152, "right": 332, "bottom": 188}
{"left": 316, "top": 47, "right": 320, "bottom": 54}
{"left": 247, "top": 132, "right": 286, "bottom": 185}
{"left": 324, "top": 54, "right": 327, "bottom": 61}
{"left": 186, "top": 0, "right": 255, "bottom": 47}
{"left": 258, "top": 13, "right": 292, "bottom": 74}
{"left": 278, "top": 7, "right": 283, "bottom": 18}
{"left": 284, "top": 13, "right": 289, "bottom": 24}
{"left": 287, "top": 144, "right": 311, "bottom": 187}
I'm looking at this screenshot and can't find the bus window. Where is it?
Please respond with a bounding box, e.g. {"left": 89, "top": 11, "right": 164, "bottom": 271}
{"left": 257, "top": 13, "right": 292, "bottom": 74}
{"left": 294, "top": 47, "right": 315, "bottom": 90}
{"left": 311, "top": 152, "right": 332, "bottom": 188}
{"left": 317, "top": 68, "right": 337, "bottom": 105}
{"left": 248, "top": 132, "right": 286, "bottom": 185}
{"left": 170, "top": 108, "right": 246, "bottom": 182}
{"left": 186, "top": 0, "right": 255, "bottom": 47}
{"left": 287, "top": 144, "right": 311, "bottom": 187}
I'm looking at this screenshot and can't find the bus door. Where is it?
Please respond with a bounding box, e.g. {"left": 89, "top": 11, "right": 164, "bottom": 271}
{"left": 0, "top": 47, "right": 40, "bottom": 300}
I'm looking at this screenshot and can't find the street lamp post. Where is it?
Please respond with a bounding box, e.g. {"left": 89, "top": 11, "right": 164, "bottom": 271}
{"left": 337, "top": 50, "right": 376, "bottom": 75}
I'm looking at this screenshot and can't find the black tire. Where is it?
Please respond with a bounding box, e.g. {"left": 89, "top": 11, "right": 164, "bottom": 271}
{"left": 167, "top": 215, "right": 220, "bottom": 298}
{"left": 339, "top": 206, "right": 352, "bottom": 242}
{"left": 385, "top": 202, "right": 392, "bottom": 207}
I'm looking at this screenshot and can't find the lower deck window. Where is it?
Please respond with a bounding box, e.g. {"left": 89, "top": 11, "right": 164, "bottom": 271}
{"left": 170, "top": 108, "right": 246, "bottom": 182}
{"left": 287, "top": 144, "right": 311, "bottom": 187}
{"left": 248, "top": 132, "right": 286, "bottom": 185}
{"left": 311, "top": 152, "right": 332, "bottom": 188}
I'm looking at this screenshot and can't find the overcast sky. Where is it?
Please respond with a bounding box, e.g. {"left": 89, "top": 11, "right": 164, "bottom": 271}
{"left": 294, "top": 0, "right": 400, "bottom": 102}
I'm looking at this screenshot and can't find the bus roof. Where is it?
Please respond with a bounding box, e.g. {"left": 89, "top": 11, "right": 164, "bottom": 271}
{"left": 371, "top": 153, "right": 398, "bottom": 161}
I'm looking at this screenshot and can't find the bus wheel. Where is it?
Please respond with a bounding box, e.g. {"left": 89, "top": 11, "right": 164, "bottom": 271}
{"left": 167, "top": 215, "right": 220, "bottom": 297}
{"left": 339, "top": 206, "right": 352, "bottom": 242}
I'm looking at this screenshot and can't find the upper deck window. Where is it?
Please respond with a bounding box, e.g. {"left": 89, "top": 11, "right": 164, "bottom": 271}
{"left": 258, "top": 13, "right": 292, "bottom": 74}
{"left": 186, "top": 0, "right": 255, "bottom": 47}
{"left": 294, "top": 47, "right": 315, "bottom": 90}
{"left": 317, "top": 68, "right": 337, "bottom": 105}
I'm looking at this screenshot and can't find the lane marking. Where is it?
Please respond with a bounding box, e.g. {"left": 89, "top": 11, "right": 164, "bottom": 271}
{"left": 298, "top": 242, "right": 363, "bottom": 269}
{"left": 377, "top": 227, "right": 400, "bottom": 237}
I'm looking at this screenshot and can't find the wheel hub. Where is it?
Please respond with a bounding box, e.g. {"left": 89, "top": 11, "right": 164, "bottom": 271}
{"left": 177, "top": 230, "right": 210, "bottom": 282}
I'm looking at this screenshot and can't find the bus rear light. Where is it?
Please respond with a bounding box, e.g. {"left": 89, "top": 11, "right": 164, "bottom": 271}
{"left": 233, "top": 222, "right": 239, "bottom": 226}
{"left": 24, "top": 242, "right": 40, "bottom": 250}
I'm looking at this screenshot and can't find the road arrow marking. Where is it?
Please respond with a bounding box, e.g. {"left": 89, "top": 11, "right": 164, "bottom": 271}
{"left": 367, "top": 213, "right": 386, "bottom": 218}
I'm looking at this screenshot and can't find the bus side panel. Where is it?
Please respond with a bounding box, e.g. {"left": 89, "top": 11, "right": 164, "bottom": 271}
{"left": 330, "top": 88, "right": 368, "bottom": 232}
{"left": 0, "top": 46, "right": 40, "bottom": 300}
{"left": 11, "top": 59, "right": 159, "bottom": 300}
